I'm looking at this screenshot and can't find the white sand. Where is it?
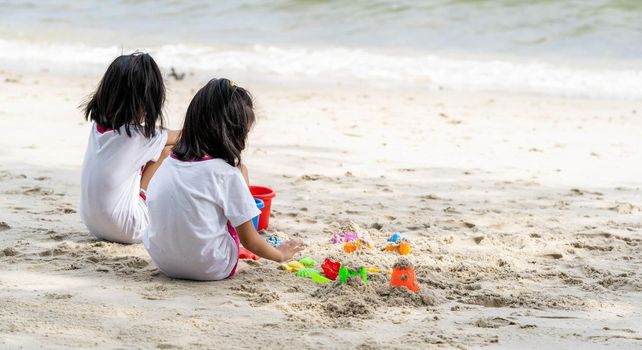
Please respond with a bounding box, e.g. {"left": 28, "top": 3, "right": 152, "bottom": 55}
{"left": 0, "top": 70, "right": 641, "bottom": 349}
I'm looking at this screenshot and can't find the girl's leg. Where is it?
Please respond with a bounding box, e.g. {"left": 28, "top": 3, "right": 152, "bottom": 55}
{"left": 141, "top": 146, "right": 172, "bottom": 190}
{"left": 234, "top": 260, "right": 250, "bottom": 274}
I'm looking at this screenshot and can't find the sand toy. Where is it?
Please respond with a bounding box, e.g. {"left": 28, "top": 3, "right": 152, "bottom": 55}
{"left": 330, "top": 230, "right": 370, "bottom": 245}
{"left": 299, "top": 256, "right": 317, "bottom": 267}
{"left": 321, "top": 258, "right": 340, "bottom": 280}
{"left": 280, "top": 260, "right": 305, "bottom": 272}
{"left": 398, "top": 241, "right": 411, "bottom": 255}
{"left": 282, "top": 258, "right": 331, "bottom": 283}
{"left": 295, "top": 268, "right": 332, "bottom": 283}
{"left": 343, "top": 232, "right": 359, "bottom": 242}
{"left": 343, "top": 240, "right": 360, "bottom": 253}
{"left": 384, "top": 240, "right": 412, "bottom": 255}
{"left": 280, "top": 257, "right": 318, "bottom": 274}
{"left": 266, "top": 236, "right": 283, "bottom": 248}
{"left": 390, "top": 258, "right": 420, "bottom": 292}
{"left": 252, "top": 198, "right": 265, "bottom": 231}
{"left": 338, "top": 266, "right": 368, "bottom": 285}
{"left": 321, "top": 258, "right": 379, "bottom": 281}
{"left": 387, "top": 231, "right": 402, "bottom": 243}
{"left": 343, "top": 238, "right": 373, "bottom": 254}
{"left": 250, "top": 185, "right": 276, "bottom": 230}
{"left": 321, "top": 258, "right": 341, "bottom": 280}
{"left": 239, "top": 247, "right": 260, "bottom": 260}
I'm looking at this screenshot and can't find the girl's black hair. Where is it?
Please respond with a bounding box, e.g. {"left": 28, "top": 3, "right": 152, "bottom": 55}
{"left": 83, "top": 52, "right": 165, "bottom": 138}
{"left": 172, "top": 78, "right": 255, "bottom": 166}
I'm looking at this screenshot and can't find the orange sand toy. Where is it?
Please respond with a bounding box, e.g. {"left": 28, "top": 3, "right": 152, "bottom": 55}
{"left": 384, "top": 244, "right": 396, "bottom": 252}
{"left": 384, "top": 240, "right": 412, "bottom": 255}
{"left": 343, "top": 240, "right": 361, "bottom": 253}
{"left": 390, "top": 259, "right": 420, "bottom": 292}
{"left": 398, "top": 241, "right": 411, "bottom": 255}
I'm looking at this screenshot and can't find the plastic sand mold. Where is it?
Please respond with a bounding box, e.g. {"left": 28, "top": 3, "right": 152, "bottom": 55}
{"left": 338, "top": 266, "right": 368, "bottom": 285}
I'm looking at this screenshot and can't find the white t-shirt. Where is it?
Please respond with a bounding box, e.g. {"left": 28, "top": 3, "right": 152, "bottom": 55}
{"left": 80, "top": 123, "right": 168, "bottom": 243}
{"left": 143, "top": 156, "right": 261, "bottom": 281}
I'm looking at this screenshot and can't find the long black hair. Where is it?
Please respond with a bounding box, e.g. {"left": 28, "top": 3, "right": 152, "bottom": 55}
{"left": 83, "top": 52, "right": 165, "bottom": 138}
{"left": 172, "top": 78, "right": 255, "bottom": 166}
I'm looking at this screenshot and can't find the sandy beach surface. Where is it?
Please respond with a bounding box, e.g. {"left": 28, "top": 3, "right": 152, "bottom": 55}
{"left": 1, "top": 69, "right": 641, "bottom": 349}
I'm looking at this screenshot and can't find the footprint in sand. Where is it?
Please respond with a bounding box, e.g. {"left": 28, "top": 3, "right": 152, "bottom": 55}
{"left": 47, "top": 231, "right": 68, "bottom": 241}
{"left": 295, "top": 174, "right": 340, "bottom": 184}
{"left": 0, "top": 172, "right": 26, "bottom": 180}
{"left": 541, "top": 253, "right": 563, "bottom": 259}
{"left": 89, "top": 255, "right": 151, "bottom": 274}
{"left": 232, "top": 284, "right": 280, "bottom": 306}
{"left": 462, "top": 222, "right": 476, "bottom": 229}
{"left": 141, "top": 287, "right": 167, "bottom": 300}
{"left": 53, "top": 207, "right": 77, "bottom": 214}
{"left": 419, "top": 194, "right": 441, "bottom": 201}
{"left": 299, "top": 174, "right": 323, "bottom": 181}
{"left": 1, "top": 247, "right": 19, "bottom": 257}
{"left": 38, "top": 247, "right": 67, "bottom": 257}
{"left": 571, "top": 242, "right": 613, "bottom": 252}
{"left": 568, "top": 188, "right": 603, "bottom": 197}
{"left": 44, "top": 292, "right": 73, "bottom": 300}
{"left": 609, "top": 202, "right": 640, "bottom": 214}
{"left": 474, "top": 317, "right": 516, "bottom": 328}
{"left": 443, "top": 207, "right": 460, "bottom": 214}
{"left": 22, "top": 187, "right": 54, "bottom": 196}
{"left": 0, "top": 222, "right": 10, "bottom": 231}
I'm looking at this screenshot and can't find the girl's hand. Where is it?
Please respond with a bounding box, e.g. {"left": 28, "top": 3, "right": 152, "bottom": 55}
{"left": 276, "top": 240, "right": 305, "bottom": 262}
{"left": 236, "top": 221, "right": 304, "bottom": 263}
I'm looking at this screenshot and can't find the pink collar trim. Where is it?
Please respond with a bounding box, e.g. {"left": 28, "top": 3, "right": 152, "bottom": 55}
{"left": 96, "top": 124, "right": 114, "bottom": 134}
{"left": 170, "top": 152, "right": 214, "bottom": 162}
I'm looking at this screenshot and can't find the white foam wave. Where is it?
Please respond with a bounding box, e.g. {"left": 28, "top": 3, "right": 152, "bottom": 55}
{"left": 1, "top": 39, "right": 641, "bottom": 99}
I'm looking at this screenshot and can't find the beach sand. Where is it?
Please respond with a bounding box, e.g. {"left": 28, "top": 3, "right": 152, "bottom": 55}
{"left": 0, "top": 70, "right": 641, "bottom": 349}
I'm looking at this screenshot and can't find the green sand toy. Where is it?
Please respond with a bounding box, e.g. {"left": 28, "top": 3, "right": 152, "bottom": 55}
{"left": 299, "top": 257, "right": 317, "bottom": 267}
{"left": 338, "top": 266, "right": 368, "bottom": 285}
{"left": 295, "top": 268, "right": 332, "bottom": 283}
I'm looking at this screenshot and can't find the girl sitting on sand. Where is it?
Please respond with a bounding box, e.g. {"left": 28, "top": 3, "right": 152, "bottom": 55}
{"left": 143, "top": 78, "right": 303, "bottom": 280}
{"left": 80, "top": 53, "right": 178, "bottom": 244}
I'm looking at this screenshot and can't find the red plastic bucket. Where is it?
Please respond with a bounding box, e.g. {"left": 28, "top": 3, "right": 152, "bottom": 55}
{"left": 249, "top": 185, "right": 275, "bottom": 230}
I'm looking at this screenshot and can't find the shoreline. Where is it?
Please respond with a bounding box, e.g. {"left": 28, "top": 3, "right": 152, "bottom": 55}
{"left": 2, "top": 39, "right": 642, "bottom": 100}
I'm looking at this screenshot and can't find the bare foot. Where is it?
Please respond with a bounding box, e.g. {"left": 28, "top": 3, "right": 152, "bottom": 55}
{"left": 235, "top": 260, "right": 251, "bottom": 274}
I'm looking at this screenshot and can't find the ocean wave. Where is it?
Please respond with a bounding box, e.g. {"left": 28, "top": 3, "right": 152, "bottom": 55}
{"left": 2, "top": 39, "right": 641, "bottom": 99}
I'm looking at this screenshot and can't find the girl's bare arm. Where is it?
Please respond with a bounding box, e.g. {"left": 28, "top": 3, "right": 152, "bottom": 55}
{"left": 165, "top": 129, "right": 180, "bottom": 146}
{"left": 235, "top": 221, "right": 303, "bottom": 262}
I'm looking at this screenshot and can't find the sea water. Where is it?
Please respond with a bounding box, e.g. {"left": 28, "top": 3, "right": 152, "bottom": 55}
{"left": 1, "top": 0, "right": 641, "bottom": 98}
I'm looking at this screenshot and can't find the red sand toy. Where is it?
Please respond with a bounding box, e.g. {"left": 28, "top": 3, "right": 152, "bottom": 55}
{"left": 390, "top": 259, "right": 420, "bottom": 292}
{"left": 321, "top": 258, "right": 341, "bottom": 280}
{"left": 249, "top": 185, "right": 276, "bottom": 230}
{"left": 239, "top": 247, "right": 260, "bottom": 260}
